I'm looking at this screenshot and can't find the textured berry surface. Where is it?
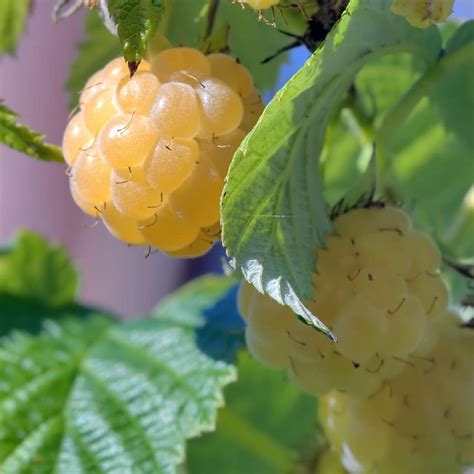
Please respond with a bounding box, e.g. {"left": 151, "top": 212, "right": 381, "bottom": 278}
{"left": 238, "top": 0, "right": 280, "bottom": 10}
{"left": 320, "top": 310, "right": 474, "bottom": 474}
{"left": 391, "top": 0, "right": 454, "bottom": 28}
{"left": 63, "top": 50, "right": 263, "bottom": 257}
{"left": 238, "top": 206, "right": 450, "bottom": 396}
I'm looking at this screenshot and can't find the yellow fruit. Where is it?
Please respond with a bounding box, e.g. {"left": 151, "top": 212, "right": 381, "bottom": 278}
{"left": 63, "top": 48, "right": 262, "bottom": 256}
{"left": 151, "top": 82, "right": 201, "bottom": 139}
{"left": 165, "top": 231, "right": 215, "bottom": 258}
{"left": 139, "top": 204, "right": 199, "bottom": 251}
{"left": 83, "top": 88, "right": 117, "bottom": 134}
{"left": 196, "top": 79, "right": 244, "bottom": 138}
{"left": 144, "top": 137, "right": 198, "bottom": 192}
{"left": 102, "top": 202, "right": 145, "bottom": 246}
{"left": 69, "top": 180, "right": 98, "bottom": 217}
{"left": 116, "top": 71, "right": 161, "bottom": 116}
{"left": 73, "top": 146, "right": 112, "bottom": 206}
{"left": 98, "top": 114, "right": 159, "bottom": 169}
{"left": 239, "top": 0, "right": 280, "bottom": 10}
{"left": 391, "top": 0, "right": 454, "bottom": 28}
{"left": 198, "top": 129, "right": 246, "bottom": 179}
{"left": 169, "top": 155, "right": 223, "bottom": 227}
{"left": 62, "top": 112, "right": 94, "bottom": 166}
{"left": 207, "top": 53, "right": 253, "bottom": 97}
{"left": 151, "top": 47, "right": 211, "bottom": 84}
{"left": 111, "top": 168, "right": 163, "bottom": 221}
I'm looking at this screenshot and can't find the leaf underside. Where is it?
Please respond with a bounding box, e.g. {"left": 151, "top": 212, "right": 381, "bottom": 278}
{"left": 222, "top": 0, "right": 441, "bottom": 334}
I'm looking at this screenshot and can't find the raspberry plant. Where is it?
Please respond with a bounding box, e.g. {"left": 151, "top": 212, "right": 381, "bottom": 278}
{"left": 0, "top": 1, "right": 473, "bottom": 473}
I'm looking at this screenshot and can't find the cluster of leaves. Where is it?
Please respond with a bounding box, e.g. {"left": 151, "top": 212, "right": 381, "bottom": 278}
{"left": 0, "top": 233, "right": 322, "bottom": 473}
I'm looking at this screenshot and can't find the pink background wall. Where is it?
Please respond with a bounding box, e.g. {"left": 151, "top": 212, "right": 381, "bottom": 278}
{"left": 0, "top": 1, "right": 185, "bottom": 317}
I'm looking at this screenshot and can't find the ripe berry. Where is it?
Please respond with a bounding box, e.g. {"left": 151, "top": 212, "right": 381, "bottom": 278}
{"left": 238, "top": 206, "right": 450, "bottom": 396}
{"left": 63, "top": 48, "right": 263, "bottom": 257}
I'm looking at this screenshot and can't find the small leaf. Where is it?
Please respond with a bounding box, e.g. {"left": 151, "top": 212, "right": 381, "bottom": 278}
{"left": 0, "top": 231, "right": 78, "bottom": 308}
{"left": 108, "top": 0, "right": 166, "bottom": 63}
{"left": 66, "top": 11, "right": 122, "bottom": 108}
{"left": 196, "top": 284, "right": 246, "bottom": 363}
{"left": 430, "top": 20, "right": 474, "bottom": 149}
{"left": 0, "top": 102, "right": 64, "bottom": 162}
{"left": 222, "top": 0, "right": 441, "bottom": 331}
{"left": 154, "top": 274, "right": 236, "bottom": 326}
{"left": 0, "top": 309, "right": 235, "bottom": 473}
{"left": 187, "top": 352, "right": 323, "bottom": 474}
{"left": 0, "top": 0, "right": 30, "bottom": 55}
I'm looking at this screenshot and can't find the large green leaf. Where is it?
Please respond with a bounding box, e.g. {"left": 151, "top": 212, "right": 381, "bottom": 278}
{"left": 0, "top": 231, "right": 78, "bottom": 308}
{"left": 0, "top": 0, "right": 29, "bottom": 55}
{"left": 0, "top": 103, "right": 64, "bottom": 163}
{"left": 187, "top": 353, "right": 322, "bottom": 474}
{"left": 66, "top": 11, "right": 122, "bottom": 108}
{"left": 108, "top": 0, "right": 166, "bottom": 63}
{"left": 430, "top": 20, "right": 474, "bottom": 150}
{"left": 0, "top": 311, "right": 235, "bottom": 473}
{"left": 221, "top": 0, "right": 441, "bottom": 333}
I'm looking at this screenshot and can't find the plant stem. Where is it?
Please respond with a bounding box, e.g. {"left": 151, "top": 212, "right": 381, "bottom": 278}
{"left": 205, "top": 0, "right": 220, "bottom": 40}
{"left": 218, "top": 407, "right": 295, "bottom": 470}
{"left": 375, "top": 42, "right": 474, "bottom": 173}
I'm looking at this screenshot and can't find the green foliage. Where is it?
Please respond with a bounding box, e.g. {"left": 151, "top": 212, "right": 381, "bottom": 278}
{"left": 66, "top": 11, "right": 122, "bottom": 108}
{"left": 187, "top": 353, "right": 322, "bottom": 474}
{"left": 154, "top": 274, "right": 236, "bottom": 326}
{"left": 221, "top": 0, "right": 441, "bottom": 332}
{"left": 0, "top": 0, "right": 29, "bottom": 55}
{"left": 108, "top": 0, "right": 166, "bottom": 63}
{"left": 0, "top": 305, "right": 236, "bottom": 473}
{"left": 0, "top": 103, "right": 64, "bottom": 163}
{"left": 430, "top": 20, "right": 474, "bottom": 150}
{"left": 0, "top": 232, "right": 78, "bottom": 308}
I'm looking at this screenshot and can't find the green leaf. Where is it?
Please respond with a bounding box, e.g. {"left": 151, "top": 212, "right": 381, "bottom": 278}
{"left": 187, "top": 352, "right": 323, "bottom": 474}
{"left": 0, "top": 0, "right": 30, "bottom": 55}
{"left": 154, "top": 274, "right": 236, "bottom": 326}
{"left": 66, "top": 11, "right": 122, "bottom": 108}
{"left": 430, "top": 20, "right": 474, "bottom": 149}
{"left": 0, "top": 312, "right": 235, "bottom": 473}
{"left": 222, "top": 0, "right": 441, "bottom": 332}
{"left": 0, "top": 231, "right": 78, "bottom": 308}
{"left": 108, "top": 0, "right": 166, "bottom": 63}
{"left": 0, "top": 103, "right": 64, "bottom": 162}
{"left": 0, "top": 294, "right": 92, "bottom": 337}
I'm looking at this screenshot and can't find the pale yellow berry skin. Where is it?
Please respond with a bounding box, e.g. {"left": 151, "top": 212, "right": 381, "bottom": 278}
{"left": 238, "top": 206, "right": 450, "bottom": 397}
{"left": 62, "top": 112, "right": 94, "bottom": 166}
{"left": 240, "top": 0, "right": 280, "bottom": 10}
{"left": 63, "top": 47, "right": 263, "bottom": 256}
{"left": 102, "top": 202, "right": 145, "bottom": 246}
{"left": 320, "top": 310, "right": 473, "bottom": 474}
{"left": 391, "top": 0, "right": 454, "bottom": 28}
{"left": 73, "top": 146, "right": 112, "bottom": 206}
{"left": 196, "top": 79, "right": 244, "bottom": 138}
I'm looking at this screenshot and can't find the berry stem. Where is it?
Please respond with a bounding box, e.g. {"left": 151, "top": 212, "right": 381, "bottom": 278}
{"left": 204, "top": 0, "right": 221, "bottom": 40}
{"left": 217, "top": 407, "right": 295, "bottom": 470}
